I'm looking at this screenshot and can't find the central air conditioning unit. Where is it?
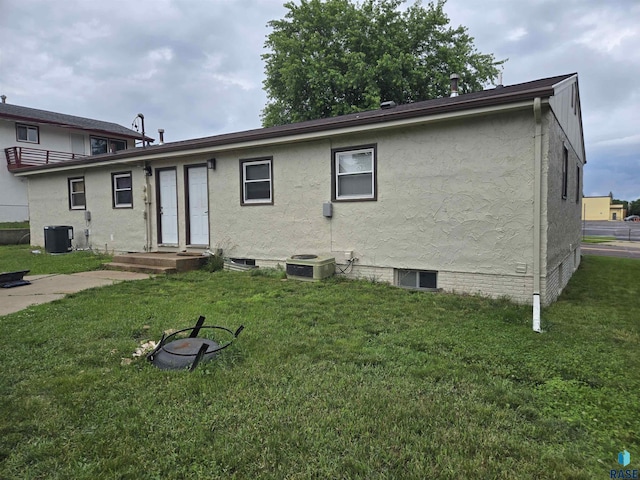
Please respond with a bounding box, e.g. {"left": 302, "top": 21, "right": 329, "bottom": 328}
{"left": 286, "top": 254, "right": 336, "bottom": 281}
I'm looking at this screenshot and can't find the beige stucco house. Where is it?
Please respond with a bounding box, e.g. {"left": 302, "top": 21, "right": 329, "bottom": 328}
{"left": 11, "top": 73, "right": 585, "bottom": 314}
{"left": 582, "top": 196, "right": 625, "bottom": 221}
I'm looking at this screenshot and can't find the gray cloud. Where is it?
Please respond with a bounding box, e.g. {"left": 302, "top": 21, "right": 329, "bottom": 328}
{"left": 1, "top": 0, "right": 638, "bottom": 199}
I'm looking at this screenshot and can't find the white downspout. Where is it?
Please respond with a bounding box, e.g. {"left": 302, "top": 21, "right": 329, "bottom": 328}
{"left": 532, "top": 97, "right": 543, "bottom": 332}
{"left": 143, "top": 165, "right": 152, "bottom": 252}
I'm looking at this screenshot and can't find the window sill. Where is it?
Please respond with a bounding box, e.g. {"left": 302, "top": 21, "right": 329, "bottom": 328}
{"left": 333, "top": 197, "right": 377, "bottom": 203}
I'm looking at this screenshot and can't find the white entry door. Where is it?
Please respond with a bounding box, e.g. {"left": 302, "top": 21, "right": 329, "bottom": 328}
{"left": 187, "top": 166, "right": 209, "bottom": 245}
{"left": 158, "top": 169, "right": 178, "bottom": 244}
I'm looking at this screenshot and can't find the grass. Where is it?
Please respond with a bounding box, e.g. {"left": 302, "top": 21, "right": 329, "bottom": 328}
{"left": 0, "top": 244, "right": 111, "bottom": 275}
{"left": 0, "top": 254, "right": 638, "bottom": 479}
{"left": 581, "top": 236, "right": 617, "bottom": 244}
{"left": 0, "top": 222, "right": 29, "bottom": 230}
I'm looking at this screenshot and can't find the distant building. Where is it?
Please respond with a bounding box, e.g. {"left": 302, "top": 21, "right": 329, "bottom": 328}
{"left": 0, "top": 98, "right": 150, "bottom": 221}
{"left": 582, "top": 196, "right": 625, "bottom": 221}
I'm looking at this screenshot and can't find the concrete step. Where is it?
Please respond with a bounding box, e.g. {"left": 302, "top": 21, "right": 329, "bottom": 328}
{"left": 110, "top": 253, "right": 207, "bottom": 273}
{"left": 112, "top": 253, "right": 182, "bottom": 267}
{"left": 104, "top": 262, "right": 177, "bottom": 275}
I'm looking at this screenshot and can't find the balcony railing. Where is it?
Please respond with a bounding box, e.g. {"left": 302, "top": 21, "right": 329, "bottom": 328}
{"left": 5, "top": 146, "right": 87, "bottom": 171}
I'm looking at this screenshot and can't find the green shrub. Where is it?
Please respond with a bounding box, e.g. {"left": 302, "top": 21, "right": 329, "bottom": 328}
{"left": 202, "top": 255, "right": 224, "bottom": 272}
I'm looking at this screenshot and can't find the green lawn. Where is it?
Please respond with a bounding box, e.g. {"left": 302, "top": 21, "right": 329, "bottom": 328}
{"left": 0, "top": 254, "right": 638, "bottom": 479}
{"left": 581, "top": 236, "right": 617, "bottom": 244}
{"left": 0, "top": 245, "right": 111, "bottom": 275}
{"left": 0, "top": 222, "right": 29, "bottom": 230}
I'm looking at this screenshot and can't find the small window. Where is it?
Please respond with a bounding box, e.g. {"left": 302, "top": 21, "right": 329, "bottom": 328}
{"left": 561, "top": 145, "right": 568, "bottom": 200}
{"left": 397, "top": 269, "right": 437, "bottom": 290}
{"left": 332, "top": 146, "right": 376, "bottom": 201}
{"left": 91, "top": 136, "right": 127, "bottom": 155}
{"left": 240, "top": 158, "right": 273, "bottom": 205}
{"left": 575, "top": 164, "right": 580, "bottom": 203}
{"left": 68, "top": 177, "right": 86, "bottom": 210}
{"left": 17, "top": 124, "right": 39, "bottom": 143}
{"left": 112, "top": 172, "right": 133, "bottom": 208}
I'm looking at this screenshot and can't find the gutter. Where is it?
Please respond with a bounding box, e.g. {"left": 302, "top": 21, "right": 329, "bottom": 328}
{"left": 532, "top": 97, "right": 543, "bottom": 332}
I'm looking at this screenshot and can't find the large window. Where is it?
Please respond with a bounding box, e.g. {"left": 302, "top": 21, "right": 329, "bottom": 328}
{"left": 397, "top": 269, "right": 437, "bottom": 290}
{"left": 240, "top": 158, "right": 273, "bottom": 205}
{"left": 16, "top": 124, "right": 39, "bottom": 143}
{"left": 112, "top": 172, "right": 133, "bottom": 208}
{"left": 68, "top": 177, "right": 86, "bottom": 210}
{"left": 332, "top": 145, "right": 376, "bottom": 201}
{"left": 561, "top": 145, "right": 569, "bottom": 200}
{"left": 91, "top": 136, "right": 127, "bottom": 155}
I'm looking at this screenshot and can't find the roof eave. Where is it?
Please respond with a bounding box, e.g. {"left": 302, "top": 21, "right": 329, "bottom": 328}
{"left": 12, "top": 85, "right": 556, "bottom": 175}
{"left": 0, "top": 112, "right": 151, "bottom": 141}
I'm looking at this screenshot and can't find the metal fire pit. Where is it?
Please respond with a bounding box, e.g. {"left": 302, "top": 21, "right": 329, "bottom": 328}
{"left": 148, "top": 316, "right": 244, "bottom": 371}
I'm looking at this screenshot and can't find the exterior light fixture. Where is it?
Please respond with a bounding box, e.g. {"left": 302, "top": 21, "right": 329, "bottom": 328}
{"left": 207, "top": 158, "right": 216, "bottom": 170}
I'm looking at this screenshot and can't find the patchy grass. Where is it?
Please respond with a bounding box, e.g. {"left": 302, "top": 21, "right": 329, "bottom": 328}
{"left": 581, "top": 236, "right": 617, "bottom": 244}
{"left": 0, "top": 244, "right": 111, "bottom": 274}
{"left": 0, "top": 255, "right": 638, "bottom": 478}
{"left": 0, "top": 221, "right": 29, "bottom": 229}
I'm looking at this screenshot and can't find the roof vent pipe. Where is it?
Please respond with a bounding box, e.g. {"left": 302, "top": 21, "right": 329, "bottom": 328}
{"left": 1, "top": 95, "right": 6, "bottom": 104}
{"left": 450, "top": 73, "right": 460, "bottom": 97}
{"left": 158, "top": 128, "right": 165, "bottom": 145}
{"left": 496, "top": 71, "right": 504, "bottom": 88}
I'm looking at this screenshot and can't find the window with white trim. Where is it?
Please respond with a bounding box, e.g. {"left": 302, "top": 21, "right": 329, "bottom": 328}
{"left": 91, "top": 136, "right": 127, "bottom": 155}
{"left": 112, "top": 172, "right": 133, "bottom": 208}
{"left": 397, "top": 269, "right": 437, "bottom": 290}
{"left": 68, "top": 177, "right": 86, "bottom": 210}
{"left": 241, "top": 158, "right": 273, "bottom": 205}
{"left": 17, "top": 124, "right": 39, "bottom": 143}
{"left": 333, "top": 146, "right": 376, "bottom": 201}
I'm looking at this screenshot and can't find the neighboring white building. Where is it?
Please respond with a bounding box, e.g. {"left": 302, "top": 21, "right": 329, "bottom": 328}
{"left": 13, "top": 73, "right": 585, "bottom": 307}
{"left": 0, "top": 97, "right": 149, "bottom": 221}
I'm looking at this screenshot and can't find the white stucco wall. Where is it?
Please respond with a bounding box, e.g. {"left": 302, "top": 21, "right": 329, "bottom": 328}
{"left": 143, "top": 109, "right": 538, "bottom": 302}
{"left": 542, "top": 109, "right": 584, "bottom": 304}
{"left": 27, "top": 164, "right": 148, "bottom": 253}
{"left": 0, "top": 120, "right": 29, "bottom": 221}
{"left": 236, "top": 112, "right": 530, "bottom": 276}
{"left": 22, "top": 102, "right": 585, "bottom": 305}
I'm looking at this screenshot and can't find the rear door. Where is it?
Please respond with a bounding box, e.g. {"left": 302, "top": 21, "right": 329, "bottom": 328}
{"left": 186, "top": 165, "right": 209, "bottom": 245}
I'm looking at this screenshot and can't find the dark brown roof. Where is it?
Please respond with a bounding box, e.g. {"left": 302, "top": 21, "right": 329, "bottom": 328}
{"left": 0, "top": 102, "right": 152, "bottom": 140}
{"left": 14, "top": 73, "right": 576, "bottom": 173}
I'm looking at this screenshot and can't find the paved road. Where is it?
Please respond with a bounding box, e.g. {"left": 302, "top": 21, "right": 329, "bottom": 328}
{"left": 582, "top": 220, "right": 640, "bottom": 241}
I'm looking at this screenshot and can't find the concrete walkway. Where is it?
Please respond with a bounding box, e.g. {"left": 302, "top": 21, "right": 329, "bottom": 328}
{"left": 0, "top": 270, "right": 150, "bottom": 316}
{"left": 581, "top": 240, "right": 640, "bottom": 259}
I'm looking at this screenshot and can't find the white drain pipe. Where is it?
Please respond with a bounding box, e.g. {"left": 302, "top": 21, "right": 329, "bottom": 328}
{"left": 532, "top": 97, "right": 543, "bottom": 333}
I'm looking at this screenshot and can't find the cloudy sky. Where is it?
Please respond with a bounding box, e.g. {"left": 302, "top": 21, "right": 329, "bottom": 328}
{"left": 1, "top": 0, "right": 638, "bottom": 201}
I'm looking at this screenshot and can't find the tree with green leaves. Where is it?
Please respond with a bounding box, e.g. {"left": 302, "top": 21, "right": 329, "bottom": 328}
{"left": 628, "top": 198, "right": 640, "bottom": 216}
{"left": 261, "top": 0, "right": 504, "bottom": 127}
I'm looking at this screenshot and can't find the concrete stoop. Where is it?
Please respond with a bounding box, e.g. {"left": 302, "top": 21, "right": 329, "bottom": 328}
{"left": 104, "top": 252, "right": 207, "bottom": 274}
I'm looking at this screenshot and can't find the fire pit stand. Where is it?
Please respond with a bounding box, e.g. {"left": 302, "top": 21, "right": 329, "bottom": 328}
{"left": 147, "top": 316, "right": 244, "bottom": 371}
